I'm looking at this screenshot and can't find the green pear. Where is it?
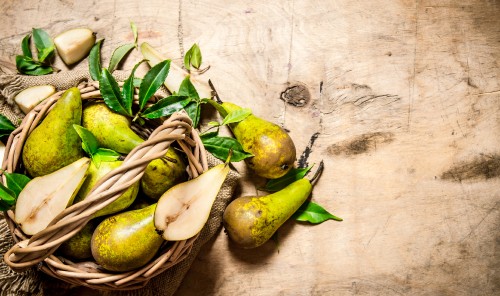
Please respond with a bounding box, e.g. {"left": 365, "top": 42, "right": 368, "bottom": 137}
{"left": 91, "top": 204, "right": 164, "bottom": 272}
{"left": 129, "top": 194, "right": 154, "bottom": 210}
{"left": 74, "top": 160, "right": 139, "bottom": 218}
{"left": 82, "top": 102, "right": 143, "bottom": 154}
{"left": 22, "top": 87, "right": 84, "bottom": 177}
{"left": 141, "top": 148, "right": 187, "bottom": 200}
{"left": 222, "top": 178, "right": 312, "bottom": 248}
{"left": 214, "top": 102, "right": 296, "bottom": 179}
{"left": 58, "top": 220, "right": 97, "bottom": 260}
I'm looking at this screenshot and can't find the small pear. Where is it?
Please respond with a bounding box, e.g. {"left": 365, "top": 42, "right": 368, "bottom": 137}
{"left": 154, "top": 163, "right": 230, "bottom": 241}
{"left": 215, "top": 102, "right": 296, "bottom": 179}
{"left": 22, "top": 87, "right": 84, "bottom": 177}
{"left": 54, "top": 28, "right": 96, "bottom": 65}
{"left": 14, "top": 85, "right": 56, "bottom": 114}
{"left": 15, "top": 157, "right": 90, "bottom": 236}
{"left": 58, "top": 220, "right": 97, "bottom": 260}
{"left": 91, "top": 204, "right": 164, "bottom": 272}
{"left": 223, "top": 178, "right": 312, "bottom": 248}
{"left": 82, "top": 102, "right": 144, "bottom": 154}
{"left": 141, "top": 148, "right": 187, "bottom": 200}
{"left": 74, "top": 160, "right": 139, "bottom": 218}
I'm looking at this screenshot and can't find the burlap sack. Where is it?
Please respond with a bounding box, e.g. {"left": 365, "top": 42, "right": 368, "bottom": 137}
{"left": 0, "top": 66, "right": 239, "bottom": 296}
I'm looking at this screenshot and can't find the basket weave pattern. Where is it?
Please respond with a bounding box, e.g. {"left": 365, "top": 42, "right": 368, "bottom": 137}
{"left": 1, "top": 82, "right": 208, "bottom": 290}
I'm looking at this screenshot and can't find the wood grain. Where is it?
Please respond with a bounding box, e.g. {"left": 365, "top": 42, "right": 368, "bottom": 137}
{"left": 0, "top": 0, "right": 498, "bottom": 295}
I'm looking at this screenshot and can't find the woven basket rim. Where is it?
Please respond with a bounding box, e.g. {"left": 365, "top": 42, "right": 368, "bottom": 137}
{"left": 1, "top": 81, "right": 209, "bottom": 291}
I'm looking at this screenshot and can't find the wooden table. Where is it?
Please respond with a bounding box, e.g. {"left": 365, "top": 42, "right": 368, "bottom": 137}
{"left": 1, "top": 0, "right": 499, "bottom": 295}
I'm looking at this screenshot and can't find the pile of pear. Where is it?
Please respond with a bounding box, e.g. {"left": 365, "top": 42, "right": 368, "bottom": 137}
{"left": 143, "top": 42, "right": 315, "bottom": 250}
{"left": 13, "top": 87, "right": 225, "bottom": 272}
{"left": 11, "top": 76, "right": 310, "bottom": 272}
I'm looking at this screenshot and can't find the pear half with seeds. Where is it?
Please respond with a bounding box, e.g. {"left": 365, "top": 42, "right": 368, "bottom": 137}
{"left": 154, "top": 163, "right": 230, "bottom": 241}
{"left": 15, "top": 157, "right": 90, "bottom": 235}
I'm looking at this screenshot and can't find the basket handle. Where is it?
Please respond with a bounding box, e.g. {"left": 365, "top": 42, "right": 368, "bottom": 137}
{"left": 3, "top": 112, "right": 206, "bottom": 272}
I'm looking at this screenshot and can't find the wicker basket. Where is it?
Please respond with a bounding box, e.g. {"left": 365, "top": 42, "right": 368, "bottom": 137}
{"left": 1, "top": 81, "right": 209, "bottom": 290}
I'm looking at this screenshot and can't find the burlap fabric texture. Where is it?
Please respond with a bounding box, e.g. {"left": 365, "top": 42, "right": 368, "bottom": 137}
{"left": 0, "top": 66, "right": 239, "bottom": 296}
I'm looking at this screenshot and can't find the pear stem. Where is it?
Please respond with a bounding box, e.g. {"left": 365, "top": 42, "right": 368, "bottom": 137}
{"left": 208, "top": 79, "right": 223, "bottom": 103}
{"left": 309, "top": 160, "right": 324, "bottom": 186}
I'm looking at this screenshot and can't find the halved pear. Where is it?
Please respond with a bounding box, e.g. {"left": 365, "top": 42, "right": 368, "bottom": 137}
{"left": 15, "top": 157, "right": 90, "bottom": 235}
{"left": 140, "top": 42, "right": 213, "bottom": 99}
{"left": 14, "top": 85, "right": 56, "bottom": 114}
{"left": 54, "top": 28, "right": 96, "bottom": 65}
{"left": 154, "top": 163, "right": 229, "bottom": 241}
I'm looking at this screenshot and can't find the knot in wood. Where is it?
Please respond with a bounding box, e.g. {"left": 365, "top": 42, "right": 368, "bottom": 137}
{"left": 280, "top": 83, "right": 310, "bottom": 107}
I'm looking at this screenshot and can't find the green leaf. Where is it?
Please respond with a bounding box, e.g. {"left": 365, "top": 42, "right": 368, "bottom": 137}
{"left": 4, "top": 173, "right": 31, "bottom": 197}
{"left": 108, "top": 43, "right": 135, "bottom": 73}
{"left": 99, "top": 68, "right": 129, "bottom": 116}
{"left": 0, "top": 114, "right": 16, "bottom": 133}
{"left": 138, "top": 60, "right": 171, "bottom": 111}
{"left": 0, "top": 183, "right": 17, "bottom": 211}
{"left": 22, "top": 66, "right": 54, "bottom": 76}
{"left": 293, "top": 201, "right": 343, "bottom": 224}
{"left": 178, "top": 76, "right": 200, "bottom": 100}
{"left": 131, "top": 21, "right": 138, "bottom": 45}
{"left": 21, "top": 34, "right": 32, "bottom": 58}
{"left": 201, "top": 136, "right": 253, "bottom": 162}
{"left": 184, "top": 101, "right": 201, "bottom": 127}
{"left": 16, "top": 55, "right": 39, "bottom": 70}
{"left": 221, "top": 108, "right": 252, "bottom": 126}
{"left": 16, "top": 55, "right": 53, "bottom": 76}
{"left": 207, "top": 121, "right": 220, "bottom": 127}
{"left": 142, "top": 95, "right": 191, "bottom": 119}
{"left": 93, "top": 148, "right": 121, "bottom": 167}
{"left": 205, "top": 99, "right": 228, "bottom": 118}
{"left": 184, "top": 43, "right": 202, "bottom": 70}
{"left": 122, "top": 60, "right": 146, "bottom": 116}
{"left": 73, "top": 124, "right": 99, "bottom": 156}
{"left": 264, "top": 166, "right": 313, "bottom": 192}
{"left": 32, "top": 28, "right": 54, "bottom": 63}
{"left": 89, "top": 39, "right": 104, "bottom": 81}
{"left": 199, "top": 131, "right": 219, "bottom": 140}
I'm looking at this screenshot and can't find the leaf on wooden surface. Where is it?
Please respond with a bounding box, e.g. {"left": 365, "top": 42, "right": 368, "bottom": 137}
{"left": 293, "top": 201, "right": 343, "bottom": 224}
{"left": 32, "top": 28, "right": 54, "bottom": 63}
{"left": 108, "top": 43, "right": 135, "bottom": 73}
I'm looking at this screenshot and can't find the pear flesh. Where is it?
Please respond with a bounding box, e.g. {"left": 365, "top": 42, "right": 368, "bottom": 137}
{"left": 223, "top": 178, "right": 312, "bottom": 248}
{"left": 74, "top": 160, "right": 139, "bottom": 218}
{"left": 91, "top": 204, "right": 164, "bottom": 272}
{"left": 14, "top": 85, "right": 56, "bottom": 114}
{"left": 154, "top": 163, "right": 230, "bottom": 241}
{"left": 15, "top": 157, "right": 90, "bottom": 236}
{"left": 54, "top": 28, "right": 96, "bottom": 65}
{"left": 82, "top": 102, "right": 144, "bottom": 154}
{"left": 22, "top": 87, "right": 84, "bottom": 177}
